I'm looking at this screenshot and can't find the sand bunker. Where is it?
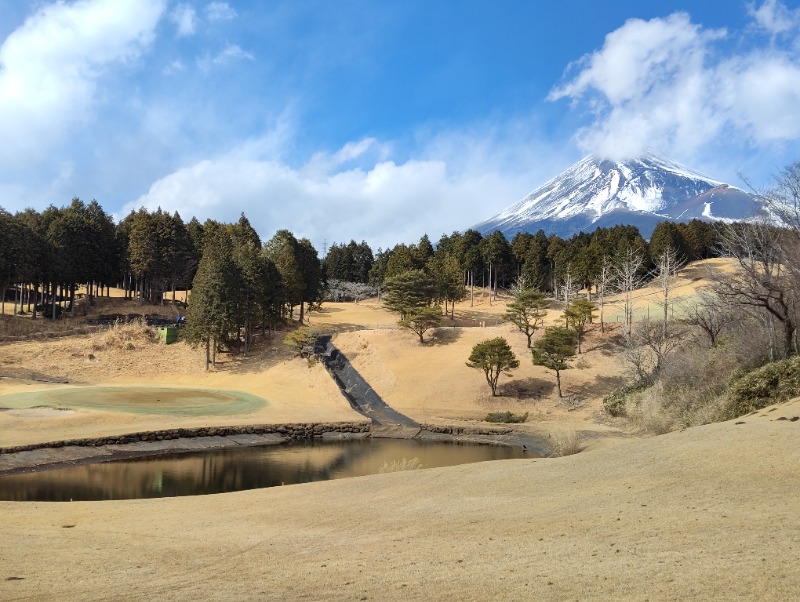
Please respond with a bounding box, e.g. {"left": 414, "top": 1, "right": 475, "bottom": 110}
{"left": 0, "top": 387, "right": 267, "bottom": 416}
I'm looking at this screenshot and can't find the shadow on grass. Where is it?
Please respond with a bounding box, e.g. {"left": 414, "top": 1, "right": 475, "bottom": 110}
{"left": 428, "top": 327, "right": 463, "bottom": 346}
{"left": 500, "top": 377, "right": 555, "bottom": 401}
{"left": 211, "top": 332, "right": 297, "bottom": 375}
{"left": 570, "top": 374, "right": 628, "bottom": 400}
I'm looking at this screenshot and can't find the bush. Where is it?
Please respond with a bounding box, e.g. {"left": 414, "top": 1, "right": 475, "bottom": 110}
{"left": 283, "top": 327, "right": 326, "bottom": 358}
{"left": 549, "top": 429, "right": 581, "bottom": 457}
{"left": 602, "top": 383, "right": 648, "bottom": 417}
{"left": 628, "top": 385, "right": 676, "bottom": 434}
{"left": 721, "top": 356, "right": 800, "bottom": 419}
{"left": 485, "top": 411, "right": 528, "bottom": 423}
{"left": 90, "top": 319, "right": 157, "bottom": 351}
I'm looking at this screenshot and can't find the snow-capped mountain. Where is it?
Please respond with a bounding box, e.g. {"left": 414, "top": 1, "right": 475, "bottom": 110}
{"left": 473, "top": 153, "right": 767, "bottom": 239}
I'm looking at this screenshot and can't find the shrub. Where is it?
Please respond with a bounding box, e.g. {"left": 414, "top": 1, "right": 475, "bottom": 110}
{"left": 283, "top": 327, "right": 326, "bottom": 358}
{"left": 721, "top": 356, "right": 800, "bottom": 419}
{"left": 549, "top": 429, "right": 581, "bottom": 457}
{"left": 602, "top": 383, "right": 648, "bottom": 417}
{"left": 485, "top": 411, "right": 528, "bottom": 423}
{"left": 89, "top": 319, "right": 157, "bottom": 351}
{"left": 628, "top": 385, "right": 675, "bottom": 434}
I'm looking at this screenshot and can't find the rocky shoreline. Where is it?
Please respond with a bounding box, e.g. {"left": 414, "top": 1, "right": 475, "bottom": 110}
{"left": 0, "top": 420, "right": 548, "bottom": 475}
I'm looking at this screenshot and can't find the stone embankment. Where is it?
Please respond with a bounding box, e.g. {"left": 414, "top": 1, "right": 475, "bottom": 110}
{"left": 419, "top": 423, "right": 513, "bottom": 436}
{"left": 0, "top": 422, "right": 371, "bottom": 475}
{"left": 0, "top": 421, "right": 370, "bottom": 455}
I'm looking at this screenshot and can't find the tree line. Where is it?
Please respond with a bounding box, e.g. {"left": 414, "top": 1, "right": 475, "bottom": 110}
{"left": 326, "top": 220, "right": 723, "bottom": 298}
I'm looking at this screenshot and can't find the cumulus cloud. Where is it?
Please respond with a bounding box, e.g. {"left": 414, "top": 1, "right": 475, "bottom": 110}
{"left": 120, "top": 132, "right": 547, "bottom": 250}
{"left": 0, "top": 0, "right": 165, "bottom": 166}
{"left": 205, "top": 2, "right": 237, "bottom": 22}
{"left": 748, "top": 0, "right": 800, "bottom": 35}
{"left": 170, "top": 3, "right": 197, "bottom": 37}
{"left": 549, "top": 1, "right": 800, "bottom": 162}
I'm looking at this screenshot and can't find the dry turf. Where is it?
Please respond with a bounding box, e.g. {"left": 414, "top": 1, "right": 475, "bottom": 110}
{"left": 1, "top": 263, "right": 799, "bottom": 600}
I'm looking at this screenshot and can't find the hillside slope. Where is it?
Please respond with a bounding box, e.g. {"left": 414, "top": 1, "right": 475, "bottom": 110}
{"left": 1, "top": 398, "right": 798, "bottom": 600}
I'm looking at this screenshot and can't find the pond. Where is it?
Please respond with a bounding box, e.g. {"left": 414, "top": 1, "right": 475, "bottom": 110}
{"left": 0, "top": 438, "right": 529, "bottom": 501}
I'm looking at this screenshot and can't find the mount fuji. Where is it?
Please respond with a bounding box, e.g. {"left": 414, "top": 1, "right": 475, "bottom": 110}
{"left": 473, "top": 153, "right": 768, "bottom": 239}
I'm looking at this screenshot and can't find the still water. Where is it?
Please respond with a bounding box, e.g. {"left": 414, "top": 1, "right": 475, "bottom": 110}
{"left": 0, "top": 439, "right": 528, "bottom": 501}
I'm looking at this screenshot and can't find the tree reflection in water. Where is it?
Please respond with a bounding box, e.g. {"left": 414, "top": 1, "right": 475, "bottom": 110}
{"left": 0, "top": 439, "right": 528, "bottom": 501}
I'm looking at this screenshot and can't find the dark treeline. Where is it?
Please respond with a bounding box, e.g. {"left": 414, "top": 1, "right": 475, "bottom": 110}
{"left": 329, "top": 220, "right": 723, "bottom": 299}
{"left": 1, "top": 197, "right": 725, "bottom": 369}
{"left": 0, "top": 199, "right": 208, "bottom": 317}
{"left": 1, "top": 197, "right": 724, "bottom": 321}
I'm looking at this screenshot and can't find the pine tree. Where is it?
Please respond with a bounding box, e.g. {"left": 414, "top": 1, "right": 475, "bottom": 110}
{"left": 466, "top": 337, "right": 520, "bottom": 396}
{"left": 504, "top": 287, "right": 548, "bottom": 348}
{"left": 184, "top": 228, "right": 243, "bottom": 369}
{"left": 382, "top": 269, "right": 436, "bottom": 319}
{"left": 533, "top": 326, "right": 577, "bottom": 397}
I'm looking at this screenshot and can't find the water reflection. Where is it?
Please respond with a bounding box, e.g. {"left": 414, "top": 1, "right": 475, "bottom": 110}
{"left": 0, "top": 439, "right": 527, "bottom": 501}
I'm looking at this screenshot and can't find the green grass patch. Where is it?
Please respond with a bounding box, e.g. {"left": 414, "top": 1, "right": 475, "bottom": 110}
{"left": 0, "top": 386, "right": 267, "bottom": 416}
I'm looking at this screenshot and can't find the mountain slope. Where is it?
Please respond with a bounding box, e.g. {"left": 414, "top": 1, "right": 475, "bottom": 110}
{"left": 474, "top": 153, "right": 767, "bottom": 239}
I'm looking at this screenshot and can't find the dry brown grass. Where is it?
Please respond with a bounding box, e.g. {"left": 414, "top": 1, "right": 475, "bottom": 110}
{"left": 379, "top": 457, "right": 423, "bottom": 473}
{"left": 88, "top": 319, "right": 159, "bottom": 351}
{"left": 0, "top": 315, "right": 84, "bottom": 338}
{"left": 549, "top": 428, "right": 582, "bottom": 456}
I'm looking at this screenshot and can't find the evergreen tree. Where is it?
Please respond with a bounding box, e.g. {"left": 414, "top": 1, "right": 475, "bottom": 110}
{"left": 296, "top": 237, "right": 323, "bottom": 323}
{"left": 504, "top": 287, "right": 548, "bottom": 348}
{"left": 428, "top": 252, "right": 466, "bottom": 318}
{"left": 264, "top": 230, "right": 304, "bottom": 320}
{"left": 382, "top": 269, "right": 435, "bottom": 319}
{"left": 184, "top": 228, "right": 243, "bottom": 369}
{"left": 399, "top": 306, "right": 443, "bottom": 344}
{"left": 649, "top": 221, "right": 688, "bottom": 263}
{"left": 368, "top": 247, "right": 390, "bottom": 292}
{"left": 466, "top": 337, "right": 520, "bottom": 396}
{"left": 564, "top": 297, "right": 597, "bottom": 353}
{"left": 533, "top": 326, "right": 578, "bottom": 397}
{"left": 480, "top": 231, "right": 512, "bottom": 301}
{"left": 384, "top": 244, "right": 417, "bottom": 279}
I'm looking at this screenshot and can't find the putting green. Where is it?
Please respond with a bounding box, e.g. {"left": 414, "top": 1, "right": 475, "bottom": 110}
{"left": 0, "top": 387, "right": 267, "bottom": 416}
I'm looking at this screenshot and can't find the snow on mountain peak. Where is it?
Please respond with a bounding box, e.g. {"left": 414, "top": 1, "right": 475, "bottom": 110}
{"left": 473, "top": 153, "right": 763, "bottom": 239}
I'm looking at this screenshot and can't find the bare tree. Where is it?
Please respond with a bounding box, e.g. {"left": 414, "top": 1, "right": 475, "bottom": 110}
{"left": 653, "top": 244, "right": 685, "bottom": 342}
{"left": 680, "top": 291, "right": 732, "bottom": 348}
{"left": 597, "top": 256, "right": 610, "bottom": 333}
{"left": 611, "top": 246, "right": 646, "bottom": 340}
{"left": 713, "top": 222, "right": 797, "bottom": 358}
{"left": 627, "top": 316, "right": 685, "bottom": 379}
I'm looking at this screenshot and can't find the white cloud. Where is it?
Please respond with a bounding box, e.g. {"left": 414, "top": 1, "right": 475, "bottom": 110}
{"left": 120, "top": 132, "right": 549, "bottom": 250}
{"left": 0, "top": 0, "right": 165, "bottom": 166}
{"left": 205, "top": 2, "right": 237, "bottom": 22}
{"left": 197, "top": 43, "right": 254, "bottom": 70}
{"left": 549, "top": 2, "right": 800, "bottom": 162}
{"left": 170, "top": 3, "right": 197, "bottom": 37}
{"left": 748, "top": 0, "right": 800, "bottom": 35}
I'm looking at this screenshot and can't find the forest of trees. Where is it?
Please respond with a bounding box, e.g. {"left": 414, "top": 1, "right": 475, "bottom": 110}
{"left": 0, "top": 195, "right": 726, "bottom": 327}
{"left": 0, "top": 187, "right": 790, "bottom": 377}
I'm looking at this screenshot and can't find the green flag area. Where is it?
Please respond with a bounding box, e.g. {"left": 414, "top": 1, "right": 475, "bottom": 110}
{"left": 0, "top": 387, "right": 267, "bottom": 417}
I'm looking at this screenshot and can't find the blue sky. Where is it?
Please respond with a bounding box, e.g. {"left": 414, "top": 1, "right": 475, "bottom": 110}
{"left": 1, "top": 0, "right": 799, "bottom": 250}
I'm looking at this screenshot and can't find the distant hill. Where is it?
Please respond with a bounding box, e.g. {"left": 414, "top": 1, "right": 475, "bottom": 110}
{"left": 473, "top": 153, "right": 769, "bottom": 239}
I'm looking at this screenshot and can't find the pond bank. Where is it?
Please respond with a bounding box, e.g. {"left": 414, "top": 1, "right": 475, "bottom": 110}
{"left": 0, "top": 421, "right": 549, "bottom": 475}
